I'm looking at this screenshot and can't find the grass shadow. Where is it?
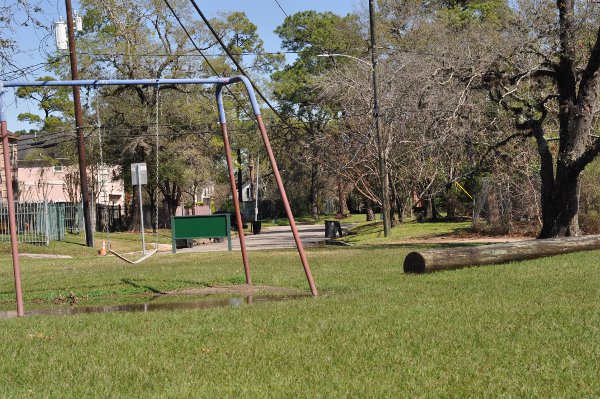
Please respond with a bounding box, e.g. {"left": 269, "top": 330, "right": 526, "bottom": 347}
{"left": 121, "top": 278, "right": 167, "bottom": 294}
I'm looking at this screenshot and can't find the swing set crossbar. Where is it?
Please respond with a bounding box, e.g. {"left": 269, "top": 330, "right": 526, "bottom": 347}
{"left": 0, "top": 75, "right": 317, "bottom": 317}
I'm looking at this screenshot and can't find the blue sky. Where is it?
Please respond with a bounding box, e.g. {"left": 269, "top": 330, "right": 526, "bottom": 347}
{"left": 3, "top": 0, "right": 358, "bottom": 131}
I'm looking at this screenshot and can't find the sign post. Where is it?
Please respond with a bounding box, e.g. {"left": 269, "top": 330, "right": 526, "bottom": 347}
{"left": 131, "top": 163, "right": 148, "bottom": 255}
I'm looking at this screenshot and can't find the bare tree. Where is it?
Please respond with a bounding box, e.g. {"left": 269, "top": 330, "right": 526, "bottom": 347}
{"left": 0, "top": 1, "right": 43, "bottom": 77}
{"left": 320, "top": 0, "right": 600, "bottom": 237}
{"left": 62, "top": 166, "right": 80, "bottom": 203}
{"left": 481, "top": 0, "right": 600, "bottom": 237}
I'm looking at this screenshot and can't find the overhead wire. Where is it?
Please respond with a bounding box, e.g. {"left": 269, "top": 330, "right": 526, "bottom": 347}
{"left": 79, "top": 50, "right": 301, "bottom": 58}
{"left": 10, "top": 3, "right": 455, "bottom": 152}
{"left": 1, "top": 57, "right": 66, "bottom": 81}
{"left": 15, "top": 104, "right": 458, "bottom": 153}
{"left": 163, "top": 0, "right": 259, "bottom": 127}
{"left": 273, "top": 0, "right": 289, "bottom": 18}
{"left": 185, "top": 0, "right": 307, "bottom": 130}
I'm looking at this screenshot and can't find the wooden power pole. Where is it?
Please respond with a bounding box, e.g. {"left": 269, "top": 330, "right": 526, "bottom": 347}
{"left": 65, "top": 0, "right": 93, "bottom": 247}
{"left": 369, "top": 0, "right": 391, "bottom": 237}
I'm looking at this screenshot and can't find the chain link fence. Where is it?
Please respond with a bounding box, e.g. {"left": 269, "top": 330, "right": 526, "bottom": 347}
{"left": 0, "top": 201, "right": 84, "bottom": 245}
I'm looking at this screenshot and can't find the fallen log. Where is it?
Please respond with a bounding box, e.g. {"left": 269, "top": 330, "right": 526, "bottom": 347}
{"left": 403, "top": 234, "right": 600, "bottom": 273}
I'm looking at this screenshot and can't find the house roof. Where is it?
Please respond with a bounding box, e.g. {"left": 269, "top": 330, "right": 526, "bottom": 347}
{"left": 3, "top": 130, "right": 19, "bottom": 141}
{"left": 16, "top": 133, "right": 71, "bottom": 165}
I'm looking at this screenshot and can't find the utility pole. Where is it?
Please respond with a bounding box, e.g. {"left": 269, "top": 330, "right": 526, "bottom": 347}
{"left": 65, "top": 0, "right": 93, "bottom": 247}
{"left": 369, "top": 0, "right": 391, "bottom": 237}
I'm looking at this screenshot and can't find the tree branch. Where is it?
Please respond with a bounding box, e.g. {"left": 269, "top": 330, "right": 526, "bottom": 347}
{"left": 572, "top": 137, "right": 600, "bottom": 174}
{"left": 577, "top": 22, "right": 600, "bottom": 99}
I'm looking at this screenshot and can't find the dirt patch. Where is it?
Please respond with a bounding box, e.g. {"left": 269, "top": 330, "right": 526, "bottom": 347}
{"left": 165, "top": 284, "right": 306, "bottom": 296}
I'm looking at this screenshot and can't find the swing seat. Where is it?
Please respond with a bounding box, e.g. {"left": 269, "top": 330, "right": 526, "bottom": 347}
{"left": 108, "top": 242, "right": 158, "bottom": 264}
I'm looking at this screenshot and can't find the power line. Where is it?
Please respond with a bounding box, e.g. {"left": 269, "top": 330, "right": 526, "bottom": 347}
{"left": 15, "top": 104, "right": 459, "bottom": 152}
{"left": 186, "top": 0, "right": 301, "bottom": 130}
{"left": 78, "top": 50, "right": 299, "bottom": 58}
{"left": 273, "top": 0, "right": 289, "bottom": 18}
{"left": 0, "top": 56, "right": 68, "bottom": 81}
{"left": 163, "top": 0, "right": 259, "bottom": 126}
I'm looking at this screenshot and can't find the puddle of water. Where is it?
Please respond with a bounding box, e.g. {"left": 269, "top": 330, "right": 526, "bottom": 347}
{"left": 0, "top": 294, "right": 311, "bottom": 319}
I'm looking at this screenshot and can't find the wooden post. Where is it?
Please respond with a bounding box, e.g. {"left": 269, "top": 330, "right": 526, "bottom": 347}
{"left": 404, "top": 235, "right": 600, "bottom": 273}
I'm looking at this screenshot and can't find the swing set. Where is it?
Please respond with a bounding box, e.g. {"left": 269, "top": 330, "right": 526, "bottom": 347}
{"left": 0, "top": 76, "right": 318, "bottom": 317}
{"left": 94, "top": 87, "right": 160, "bottom": 264}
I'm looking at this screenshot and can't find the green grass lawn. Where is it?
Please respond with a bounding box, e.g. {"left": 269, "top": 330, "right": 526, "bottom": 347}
{"left": 344, "top": 219, "right": 473, "bottom": 245}
{"left": 0, "top": 221, "right": 599, "bottom": 397}
{"left": 0, "top": 229, "right": 174, "bottom": 257}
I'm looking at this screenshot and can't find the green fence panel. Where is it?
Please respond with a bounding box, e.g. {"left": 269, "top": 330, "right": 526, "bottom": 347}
{"left": 0, "top": 201, "right": 81, "bottom": 245}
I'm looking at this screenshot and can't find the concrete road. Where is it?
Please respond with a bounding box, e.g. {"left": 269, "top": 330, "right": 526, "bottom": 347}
{"left": 175, "top": 224, "right": 329, "bottom": 253}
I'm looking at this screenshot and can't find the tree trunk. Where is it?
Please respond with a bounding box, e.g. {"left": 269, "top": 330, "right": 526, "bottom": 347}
{"left": 310, "top": 160, "right": 319, "bottom": 220}
{"left": 390, "top": 182, "right": 401, "bottom": 226}
{"left": 161, "top": 182, "right": 182, "bottom": 217}
{"left": 366, "top": 199, "right": 374, "bottom": 221}
{"left": 366, "top": 207, "right": 374, "bottom": 221}
{"left": 534, "top": 0, "right": 600, "bottom": 237}
{"left": 538, "top": 169, "right": 580, "bottom": 238}
{"left": 424, "top": 197, "right": 431, "bottom": 219}
{"left": 430, "top": 195, "right": 440, "bottom": 221}
{"left": 337, "top": 179, "right": 347, "bottom": 215}
{"left": 398, "top": 197, "right": 406, "bottom": 223}
{"left": 129, "top": 186, "right": 141, "bottom": 232}
{"left": 446, "top": 184, "right": 457, "bottom": 219}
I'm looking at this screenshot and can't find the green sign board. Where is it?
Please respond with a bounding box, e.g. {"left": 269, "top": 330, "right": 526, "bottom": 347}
{"left": 171, "top": 214, "right": 232, "bottom": 253}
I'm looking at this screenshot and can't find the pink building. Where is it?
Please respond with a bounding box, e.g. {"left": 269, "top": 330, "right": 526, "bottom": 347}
{"left": 16, "top": 133, "right": 124, "bottom": 206}
{"left": 18, "top": 164, "right": 124, "bottom": 206}
{"left": 0, "top": 132, "right": 19, "bottom": 203}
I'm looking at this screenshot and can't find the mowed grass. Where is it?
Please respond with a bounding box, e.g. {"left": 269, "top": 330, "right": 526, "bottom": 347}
{"left": 0, "top": 224, "right": 599, "bottom": 397}
{"left": 344, "top": 219, "right": 473, "bottom": 244}
{"left": 0, "top": 229, "right": 174, "bottom": 257}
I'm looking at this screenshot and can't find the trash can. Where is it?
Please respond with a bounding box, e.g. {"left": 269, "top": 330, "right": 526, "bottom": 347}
{"left": 251, "top": 221, "right": 262, "bottom": 235}
{"left": 175, "top": 238, "right": 194, "bottom": 249}
{"left": 325, "top": 220, "right": 342, "bottom": 238}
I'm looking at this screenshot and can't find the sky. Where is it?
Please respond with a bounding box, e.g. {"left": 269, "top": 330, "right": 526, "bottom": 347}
{"left": 3, "top": 0, "right": 358, "bottom": 132}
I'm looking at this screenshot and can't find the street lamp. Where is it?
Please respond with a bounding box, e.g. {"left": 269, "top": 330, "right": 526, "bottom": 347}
{"left": 316, "top": 3, "right": 392, "bottom": 238}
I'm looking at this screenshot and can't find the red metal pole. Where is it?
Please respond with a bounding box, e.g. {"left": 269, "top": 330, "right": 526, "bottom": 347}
{"left": 255, "top": 116, "right": 318, "bottom": 297}
{"left": 220, "top": 122, "right": 252, "bottom": 285}
{"left": 1, "top": 121, "right": 25, "bottom": 316}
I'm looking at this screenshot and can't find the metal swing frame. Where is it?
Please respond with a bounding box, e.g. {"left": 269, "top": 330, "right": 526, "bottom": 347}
{"left": 0, "top": 76, "right": 318, "bottom": 317}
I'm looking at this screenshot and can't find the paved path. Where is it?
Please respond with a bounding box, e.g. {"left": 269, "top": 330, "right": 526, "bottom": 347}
{"left": 175, "top": 224, "right": 329, "bottom": 253}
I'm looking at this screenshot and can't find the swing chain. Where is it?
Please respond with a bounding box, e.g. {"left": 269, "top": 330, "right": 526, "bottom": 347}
{"left": 95, "top": 86, "right": 111, "bottom": 242}
{"left": 154, "top": 84, "right": 160, "bottom": 237}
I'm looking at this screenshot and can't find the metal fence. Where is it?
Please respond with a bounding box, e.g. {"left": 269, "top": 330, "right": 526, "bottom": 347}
{"left": 0, "top": 201, "right": 84, "bottom": 245}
